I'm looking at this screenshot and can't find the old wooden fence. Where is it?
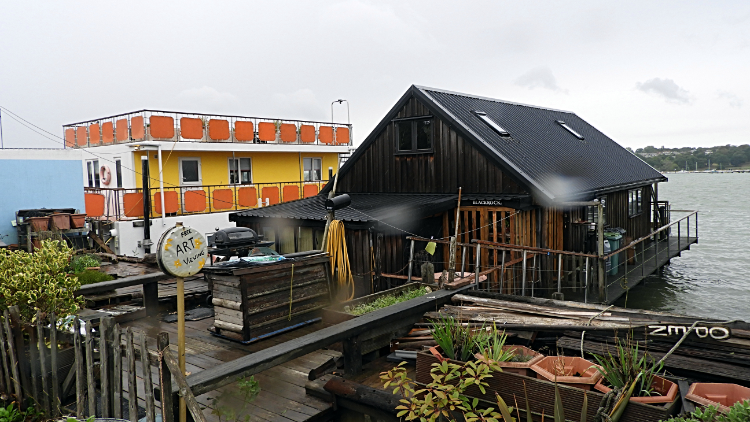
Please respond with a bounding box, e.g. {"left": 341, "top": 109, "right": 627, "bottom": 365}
{"left": 0, "top": 305, "right": 204, "bottom": 422}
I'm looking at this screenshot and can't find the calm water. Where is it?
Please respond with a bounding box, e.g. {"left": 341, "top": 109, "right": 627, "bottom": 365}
{"left": 614, "top": 173, "right": 750, "bottom": 321}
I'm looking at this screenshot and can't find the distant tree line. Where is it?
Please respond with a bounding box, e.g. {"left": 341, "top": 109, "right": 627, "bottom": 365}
{"left": 630, "top": 144, "right": 750, "bottom": 171}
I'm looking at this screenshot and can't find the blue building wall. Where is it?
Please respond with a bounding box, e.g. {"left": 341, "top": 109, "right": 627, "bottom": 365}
{"left": 0, "top": 159, "right": 84, "bottom": 245}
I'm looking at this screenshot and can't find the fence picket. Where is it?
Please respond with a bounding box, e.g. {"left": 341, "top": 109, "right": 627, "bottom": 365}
{"left": 126, "top": 327, "right": 139, "bottom": 422}
{"left": 100, "top": 318, "right": 112, "bottom": 418}
{"left": 74, "top": 318, "right": 85, "bottom": 417}
{"left": 140, "top": 332, "right": 156, "bottom": 422}
{"left": 157, "top": 333, "right": 174, "bottom": 422}
{"left": 113, "top": 324, "right": 123, "bottom": 419}
{"left": 8, "top": 307, "right": 29, "bottom": 402}
{"left": 85, "top": 321, "right": 96, "bottom": 416}
{"left": 0, "top": 314, "right": 10, "bottom": 394}
{"left": 2, "top": 311, "right": 21, "bottom": 402}
{"left": 28, "top": 325, "right": 40, "bottom": 408}
{"left": 49, "top": 313, "right": 60, "bottom": 417}
{"left": 36, "top": 312, "right": 51, "bottom": 415}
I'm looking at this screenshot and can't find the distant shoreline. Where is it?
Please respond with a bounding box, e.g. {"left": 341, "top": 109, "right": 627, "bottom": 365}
{"left": 662, "top": 170, "right": 750, "bottom": 174}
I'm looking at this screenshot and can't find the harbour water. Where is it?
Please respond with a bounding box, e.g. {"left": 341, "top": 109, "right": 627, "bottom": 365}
{"left": 614, "top": 173, "right": 750, "bottom": 321}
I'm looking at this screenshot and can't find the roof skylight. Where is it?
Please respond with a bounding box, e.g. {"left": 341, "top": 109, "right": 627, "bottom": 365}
{"left": 472, "top": 110, "right": 509, "bottom": 136}
{"left": 556, "top": 120, "right": 584, "bottom": 140}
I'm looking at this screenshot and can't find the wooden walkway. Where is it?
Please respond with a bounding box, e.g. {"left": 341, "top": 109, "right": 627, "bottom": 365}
{"left": 121, "top": 315, "right": 339, "bottom": 422}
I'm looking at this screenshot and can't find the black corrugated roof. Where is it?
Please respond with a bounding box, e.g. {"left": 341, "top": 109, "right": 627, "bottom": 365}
{"left": 415, "top": 86, "right": 666, "bottom": 200}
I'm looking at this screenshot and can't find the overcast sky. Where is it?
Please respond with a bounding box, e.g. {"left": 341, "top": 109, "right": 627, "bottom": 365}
{"left": 1, "top": 1, "right": 748, "bottom": 150}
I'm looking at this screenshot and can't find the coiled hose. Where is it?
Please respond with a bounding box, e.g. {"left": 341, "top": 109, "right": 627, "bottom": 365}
{"left": 324, "top": 220, "right": 355, "bottom": 301}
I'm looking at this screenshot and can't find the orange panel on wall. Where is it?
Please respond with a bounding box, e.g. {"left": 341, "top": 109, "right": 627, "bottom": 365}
{"left": 102, "top": 122, "right": 114, "bottom": 144}
{"left": 212, "top": 189, "right": 234, "bottom": 210}
{"left": 335, "top": 127, "right": 350, "bottom": 145}
{"left": 180, "top": 117, "right": 203, "bottom": 139}
{"left": 303, "top": 184, "right": 319, "bottom": 198}
{"left": 65, "top": 129, "right": 75, "bottom": 148}
{"left": 116, "top": 119, "right": 129, "bottom": 142}
{"left": 84, "top": 193, "right": 105, "bottom": 217}
{"left": 279, "top": 124, "right": 297, "bottom": 143}
{"left": 209, "top": 119, "right": 230, "bottom": 140}
{"left": 300, "top": 125, "right": 315, "bottom": 143}
{"left": 258, "top": 122, "right": 276, "bottom": 142}
{"left": 88, "top": 123, "right": 100, "bottom": 145}
{"left": 131, "top": 116, "right": 145, "bottom": 140}
{"left": 238, "top": 186, "right": 258, "bottom": 207}
{"left": 76, "top": 127, "right": 87, "bottom": 147}
{"left": 123, "top": 193, "right": 144, "bottom": 217}
{"left": 261, "top": 186, "right": 279, "bottom": 205}
{"left": 318, "top": 126, "right": 333, "bottom": 144}
{"left": 184, "top": 190, "right": 207, "bottom": 213}
{"left": 154, "top": 191, "right": 179, "bottom": 215}
{"left": 150, "top": 116, "right": 174, "bottom": 139}
{"left": 282, "top": 185, "right": 300, "bottom": 202}
{"left": 234, "top": 121, "right": 254, "bottom": 142}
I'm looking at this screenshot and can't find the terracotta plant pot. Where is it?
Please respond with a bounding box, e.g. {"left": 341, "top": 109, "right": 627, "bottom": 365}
{"left": 27, "top": 216, "right": 49, "bottom": 232}
{"left": 69, "top": 214, "right": 87, "bottom": 229}
{"left": 686, "top": 383, "right": 750, "bottom": 413}
{"left": 50, "top": 213, "right": 71, "bottom": 230}
{"left": 530, "top": 356, "right": 602, "bottom": 390}
{"left": 493, "top": 345, "right": 545, "bottom": 377}
{"left": 595, "top": 375, "right": 678, "bottom": 404}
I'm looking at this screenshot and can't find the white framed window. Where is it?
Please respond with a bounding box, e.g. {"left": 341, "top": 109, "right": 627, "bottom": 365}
{"left": 303, "top": 157, "right": 322, "bottom": 181}
{"left": 86, "top": 159, "right": 100, "bottom": 188}
{"left": 179, "top": 157, "right": 202, "bottom": 186}
{"left": 229, "top": 157, "right": 252, "bottom": 184}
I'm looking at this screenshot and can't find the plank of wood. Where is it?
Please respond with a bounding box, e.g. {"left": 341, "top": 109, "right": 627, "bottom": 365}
{"left": 90, "top": 231, "right": 115, "bottom": 254}
{"left": 77, "top": 272, "right": 170, "bottom": 295}
{"left": 162, "top": 348, "right": 207, "bottom": 422}
{"left": 85, "top": 322, "right": 96, "bottom": 416}
{"left": 113, "top": 324, "right": 123, "bottom": 419}
{"left": 126, "top": 328, "right": 138, "bottom": 422}
{"left": 139, "top": 332, "right": 156, "bottom": 422}
{"left": 35, "top": 313, "right": 51, "bottom": 415}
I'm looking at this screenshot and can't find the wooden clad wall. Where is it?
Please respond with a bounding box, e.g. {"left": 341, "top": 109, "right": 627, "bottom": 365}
{"left": 336, "top": 96, "right": 527, "bottom": 195}
{"left": 603, "top": 185, "right": 653, "bottom": 241}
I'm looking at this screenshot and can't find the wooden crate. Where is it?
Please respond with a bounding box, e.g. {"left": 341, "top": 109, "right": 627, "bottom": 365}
{"left": 205, "top": 255, "right": 332, "bottom": 342}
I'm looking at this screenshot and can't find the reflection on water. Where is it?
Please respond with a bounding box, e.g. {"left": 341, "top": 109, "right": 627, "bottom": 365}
{"left": 614, "top": 173, "right": 750, "bottom": 321}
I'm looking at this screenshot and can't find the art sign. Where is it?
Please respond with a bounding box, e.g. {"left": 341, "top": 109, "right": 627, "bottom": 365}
{"left": 157, "top": 224, "right": 207, "bottom": 278}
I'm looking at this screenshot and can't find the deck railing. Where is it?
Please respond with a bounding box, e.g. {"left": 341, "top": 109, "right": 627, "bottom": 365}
{"left": 402, "top": 209, "right": 699, "bottom": 304}
{"left": 64, "top": 109, "right": 352, "bottom": 148}
{"left": 84, "top": 180, "right": 328, "bottom": 220}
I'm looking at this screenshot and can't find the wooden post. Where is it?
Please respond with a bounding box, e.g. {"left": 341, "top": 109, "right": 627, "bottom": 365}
{"left": 127, "top": 328, "right": 138, "bottom": 422}
{"left": 74, "top": 318, "right": 85, "bottom": 417}
{"left": 448, "top": 187, "right": 462, "bottom": 283}
{"left": 85, "top": 322, "right": 96, "bottom": 417}
{"left": 531, "top": 254, "right": 536, "bottom": 297}
{"left": 100, "top": 317, "right": 112, "bottom": 418}
{"left": 144, "top": 281, "right": 160, "bottom": 317}
{"left": 678, "top": 219, "right": 681, "bottom": 251}
{"left": 474, "top": 243, "right": 481, "bottom": 289}
{"left": 342, "top": 335, "right": 362, "bottom": 376}
{"left": 113, "top": 324, "right": 123, "bottom": 419}
{"left": 162, "top": 348, "right": 207, "bottom": 422}
{"left": 406, "top": 240, "right": 415, "bottom": 285}
{"left": 28, "top": 325, "right": 40, "bottom": 406}
{"left": 499, "top": 250, "right": 506, "bottom": 294}
{"left": 584, "top": 257, "right": 590, "bottom": 304}
{"left": 460, "top": 246, "right": 467, "bottom": 278}
{"left": 177, "top": 277, "right": 187, "bottom": 422}
{"left": 0, "top": 313, "right": 10, "bottom": 395}
{"left": 521, "top": 250, "right": 527, "bottom": 296}
{"left": 36, "top": 312, "right": 50, "bottom": 415}
{"left": 557, "top": 253, "right": 562, "bottom": 294}
{"left": 3, "top": 310, "right": 22, "bottom": 402}
{"left": 50, "top": 313, "right": 59, "bottom": 417}
{"left": 8, "top": 307, "right": 29, "bottom": 403}
{"left": 140, "top": 332, "right": 156, "bottom": 422}
{"left": 597, "top": 202, "right": 605, "bottom": 301}
{"left": 157, "top": 333, "right": 175, "bottom": 422}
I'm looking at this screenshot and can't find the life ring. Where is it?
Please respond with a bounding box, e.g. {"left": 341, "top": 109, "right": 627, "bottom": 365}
{"left": 100, "top": 166, "right": 112, "bottom": 185}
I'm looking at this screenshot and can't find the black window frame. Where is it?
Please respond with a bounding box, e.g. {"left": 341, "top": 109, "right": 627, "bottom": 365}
{"left": 628, "top": 188, "right": 643, "bottom": 217}
{"left": 394, "top": 116, "right": 434, "bottom": 154}
{"left": 586, "top": 195, "right": 607, "bottom": 226}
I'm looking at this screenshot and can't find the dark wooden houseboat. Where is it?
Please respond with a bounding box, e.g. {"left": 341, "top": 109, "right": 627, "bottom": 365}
{"left": 230, "top": 85, "right": 698, "bottom": 303}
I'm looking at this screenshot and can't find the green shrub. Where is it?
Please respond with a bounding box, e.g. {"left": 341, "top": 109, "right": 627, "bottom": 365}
{"left": 68, "top": 254, "right": 101, "bottom": 274}
{"left": 0, "top": 239, "right": 84, "bottom": 322}
{"left": 76, "top": 269, "right": 114, "bottom": 285}
{"left": 347, "top": 286, "right": 428, "bottom": 316}
{"left": 661, "top": 400, "right": 750, "bottom": 421}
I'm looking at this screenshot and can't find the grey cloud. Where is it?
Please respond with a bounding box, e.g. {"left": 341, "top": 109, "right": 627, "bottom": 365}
{"left": 514, "top": 67, "right": 566, "bottom": 93}
{"left": 636, "top": 78, "right": 692, "bottom": 104}
{"left": 717, "top": 91, "right": 743, "bottom": 108}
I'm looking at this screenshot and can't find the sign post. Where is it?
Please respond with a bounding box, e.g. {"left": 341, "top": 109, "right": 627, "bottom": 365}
{"left": 157, "top": 223, "right": 207, "bottom": 422}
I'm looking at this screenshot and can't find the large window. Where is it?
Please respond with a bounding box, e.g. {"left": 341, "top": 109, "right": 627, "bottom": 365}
{"left": 628, "top": 188, "right": 643, "bottom": 217}
{"left": 229, "top": 158, "right": 252, "bottom": 184}
{"left": 303, "top": 157, "right": 322, "bottom": 181}
{"left": 396, "top": 118, "right": 433, "bottom": 153}
{"left": 587, "top": 196, "right": 606, "bottom": 226}
{"left": 86, "top": 160, "right": 100, "bottom": 188}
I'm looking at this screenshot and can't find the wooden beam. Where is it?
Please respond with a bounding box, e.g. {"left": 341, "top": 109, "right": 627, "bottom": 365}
{"left": 76, "top": 272, "right": 170, "bottom": 295}
{"left": 183, "top": 286, "right": 464, "bottom": 396}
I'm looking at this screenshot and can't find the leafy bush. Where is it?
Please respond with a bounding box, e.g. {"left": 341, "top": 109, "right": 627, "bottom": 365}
{"left": 68, "top": 254, "right": 100, "bottom": 274}
{"left": 76, "top": 269, "right": 114, "bottom": 285}
{"left": 0, "top": 239, "right": 84, "bottom": 322}
{"left": 661, "top": 400, "right": 750, "bottom": 421}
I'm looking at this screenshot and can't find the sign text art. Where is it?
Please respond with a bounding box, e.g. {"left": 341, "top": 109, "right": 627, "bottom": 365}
{"left": 157, "top": 224, "right": 208, "bottom": 278}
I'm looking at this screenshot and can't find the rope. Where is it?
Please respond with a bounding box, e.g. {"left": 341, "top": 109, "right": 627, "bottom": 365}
{"left": 325, "top": 220, "right": 355, "bottom": 300}
{"left": 288, "top": 264, "right": 295, "bottom": 320}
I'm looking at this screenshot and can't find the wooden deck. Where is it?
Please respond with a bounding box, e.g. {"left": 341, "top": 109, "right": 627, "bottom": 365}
{"left": 121, "top": 314, "right": 339, "bottom": 422}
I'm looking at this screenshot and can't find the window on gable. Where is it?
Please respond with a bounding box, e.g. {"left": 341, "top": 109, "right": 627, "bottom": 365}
{"left": 628, "top": 188, "right": 643, "bottom": 217}
{"left": 396, "top": 118, "right": 433, "bottom": 153}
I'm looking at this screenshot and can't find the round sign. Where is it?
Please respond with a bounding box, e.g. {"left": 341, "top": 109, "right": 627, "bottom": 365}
{"left": 157, "top": 224, "right": 208, "bottom": 277}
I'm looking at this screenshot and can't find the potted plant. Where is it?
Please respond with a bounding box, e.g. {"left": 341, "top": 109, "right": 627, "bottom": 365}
{"left": 49, "top": 213, "right": 71, "bottom": 230}
{"left": 685, "top": 383, "right": 750, "bottom": 413}
{"left": 592, "top": 338, "right": 678, "bottom": 405}
{"left": 26, "top": 216, "right": 49, "bottom": 232}
{"left": 473, "top": 328, "right": 544, "bottom": 377}
{"left": 69, "top": 213, "right": 86, "bottom": 229}
{"left": 530, "top": 355, "right": 603, "bottom": 390}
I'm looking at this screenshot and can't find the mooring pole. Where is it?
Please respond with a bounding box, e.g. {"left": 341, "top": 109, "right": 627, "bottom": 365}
{"left": 407, "top": 239, "right": 415, "bottom": 284}
{"left": 448, "top": 187, "right": 462, "bottom": 283}
{"left": 521, "top": 250, "right": 527, "bottom": 296}
{"left": 597, "top": 202, "right": 605, "bottom": 302}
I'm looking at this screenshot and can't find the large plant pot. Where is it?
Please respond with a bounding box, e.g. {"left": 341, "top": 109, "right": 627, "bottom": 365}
{"left": 70, "top": 214, "right": 87, "bottom": 229}
{"left": 494, "top": 345, "right": 544, "bottom": 377}
{"left": 595, "top": 375, "right": 679, "bottom": 404}
{"left": 50, "top": 213, "right": 71, "bottom": 230}
{"left": 322, "top": 282, "right": 434, "bottom": 324}
{"left": 686, "top": 382, "right": 750, "bottom": 413}
{"left": 530, "top": 356, "right": 602, "bottom": 390}
{"left": 27, "top": 216, "right": 49, "bottom": 232}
